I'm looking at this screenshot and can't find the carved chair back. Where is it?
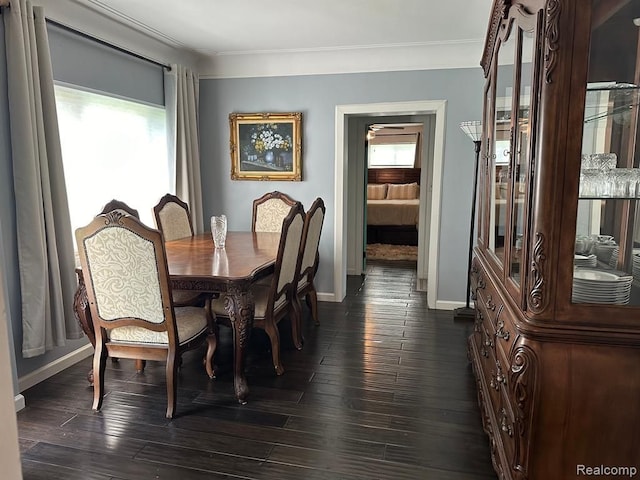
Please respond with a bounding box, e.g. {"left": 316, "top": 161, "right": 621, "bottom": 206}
{"left": 100, "top": 199, "right": 140, "bottom": 219}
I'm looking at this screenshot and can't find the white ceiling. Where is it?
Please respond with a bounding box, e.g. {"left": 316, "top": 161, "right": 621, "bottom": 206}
{"left": 50, "top": 0, "right": 494, "bottom": 78}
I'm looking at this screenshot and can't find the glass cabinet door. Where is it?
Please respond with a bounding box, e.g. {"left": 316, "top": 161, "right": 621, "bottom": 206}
{"left": 509, "top": 27, "right": 535, "bottom": 285}
{"left": 573, "top": 1, "right": 640, "bottom": 306}
{"left": 489, "top": 32, "right": 516, "bottom": 265}
{"left": 479, "top": 81, "right": 493, "bottom": 248}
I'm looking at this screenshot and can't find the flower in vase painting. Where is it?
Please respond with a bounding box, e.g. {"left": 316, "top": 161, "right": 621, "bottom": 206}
{"left": 250, "top": 124, "right": 292, "bottom": 154}
{"left": 239, "top": 121, "right": 295, "bottom": 171}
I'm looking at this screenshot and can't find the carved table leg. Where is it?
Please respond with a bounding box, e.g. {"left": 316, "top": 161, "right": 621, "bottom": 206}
{"left": 224, "top": 286, "right": 254, "bottom": 404}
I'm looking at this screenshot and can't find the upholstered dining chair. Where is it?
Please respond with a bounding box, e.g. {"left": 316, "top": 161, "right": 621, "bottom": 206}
{"left": 292, "top": 197, "right": 326, "bottom": 346}
{"left": 153, "top": 193, "right": 208, "bottom": 308}
{"left": 153, "top": 193, "right": 193, "bottom": 241}
{"left": 96, "top": 199, "right": 147, "bottom": 373}
{"left": 252, "top": 191, "right": 298, "bottom": 233}
{"left": 75, "top": 211, "right": 216, "bottom": 419}
{"left": 213, "top": 202, "right": 306, "bottom": 375}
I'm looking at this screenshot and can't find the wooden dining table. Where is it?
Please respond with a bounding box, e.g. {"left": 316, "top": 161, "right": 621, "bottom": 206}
{"left": 73, "top": 231, "right": 281, "bottom": 404}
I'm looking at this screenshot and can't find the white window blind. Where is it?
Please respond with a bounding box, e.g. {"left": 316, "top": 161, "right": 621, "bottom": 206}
{"left": 368, "top": 143, "right": 417, "bottom": 168}
{"left": 55, "top": 85, "right": 171, "bottom": 232}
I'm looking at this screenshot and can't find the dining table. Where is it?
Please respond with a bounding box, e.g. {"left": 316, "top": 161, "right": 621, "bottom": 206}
{"left": 73, "top": 231, "right": 281, "bottom": 404}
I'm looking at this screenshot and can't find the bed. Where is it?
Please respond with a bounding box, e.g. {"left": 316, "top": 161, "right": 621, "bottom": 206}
{"left": 366, "top": 168, "right": 421, "bottom": 246}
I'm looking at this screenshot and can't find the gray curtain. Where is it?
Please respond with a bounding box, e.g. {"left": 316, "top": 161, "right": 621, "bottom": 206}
{"left": 165, "top": 64, "right": 204, "bottom": 233}
{"left": 4, "top": 0, "right": 82, "bottom": 357}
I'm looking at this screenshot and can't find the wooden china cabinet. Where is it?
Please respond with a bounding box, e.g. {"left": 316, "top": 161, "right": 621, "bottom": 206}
{"left": 469, "top": 1, "right": 640, "bottom": 479}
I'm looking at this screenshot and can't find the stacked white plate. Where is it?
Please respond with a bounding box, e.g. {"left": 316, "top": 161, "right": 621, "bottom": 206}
{"left": 610, "top": 248, "right": 640, "bottom": 278}
{"left": 633, "top": 254, "right": 640, "bottom": 284}
{"left": 608, "top": 246, "right": 619, "bottom": 268}
{"left": 574, "top": 254, "right": 597, "bottom": 268}
{"left": 573, "top": 268, "right": 633, "bottom": 304}
{"left": 595, "top": 243, "right": 618, "bottom": 264}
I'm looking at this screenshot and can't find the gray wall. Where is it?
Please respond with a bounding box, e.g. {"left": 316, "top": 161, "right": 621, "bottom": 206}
{"left": 199, "top": 68, "right": 485, "bottom": 302}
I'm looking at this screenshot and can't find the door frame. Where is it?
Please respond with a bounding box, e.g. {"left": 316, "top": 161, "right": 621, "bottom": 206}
{"left": 334, "top": 100, "right": 447, "bottom": 308}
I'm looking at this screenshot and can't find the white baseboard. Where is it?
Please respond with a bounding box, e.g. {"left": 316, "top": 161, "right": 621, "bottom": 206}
{"left": 18, "top": 343, "right": 93, "bottom": 393}
{"left": 317, "top": 292, "right": 336, "bottom": 302}
{"left": 14, "top": 394, "right": 25, "bottom": 412}
{"left": 435, "top": 300, "right": 476, "bottom": 311}
{"left": 319, "top": 291, "right": 474, "bottom": 308}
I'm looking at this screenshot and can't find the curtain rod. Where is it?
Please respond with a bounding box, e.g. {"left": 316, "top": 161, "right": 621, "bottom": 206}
{"left": 0, "top": 3, "right": 170, "bottom": 69}
{"left": 45, "top": 17, "right": 171, "bottom": 71}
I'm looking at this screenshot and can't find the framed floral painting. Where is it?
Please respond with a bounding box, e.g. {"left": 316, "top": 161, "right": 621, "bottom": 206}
{"left": 229, "top": 112, "right": 302, "bottom": 181}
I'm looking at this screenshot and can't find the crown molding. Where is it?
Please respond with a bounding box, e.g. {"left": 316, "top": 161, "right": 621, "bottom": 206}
{"left": 81, "top": 0, "right": 187, "bottom": 49}
{"left": 198, "top": 40, "right": 485, "bottom": 79}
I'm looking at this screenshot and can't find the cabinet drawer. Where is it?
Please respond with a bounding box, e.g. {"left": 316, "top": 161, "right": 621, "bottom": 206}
{"left": 496, "top": 392, "right": 516, "bottom": 465}
{"left": 487, "top": 349, "right": 512, "bottom": 419}
{"left": 470, "top": 319, "right": 496, "bottom": 389}
{"left": 475, "top": 279, "right": 500, "bottom": 329}
{"left": 474, "top": 268, "right": 520, "bottom": 394}
{"left": 471, "top": 339, "right": 516, "bottom": 480}
{"left": 494, "top": 310, "right": 518, "bottom": 359}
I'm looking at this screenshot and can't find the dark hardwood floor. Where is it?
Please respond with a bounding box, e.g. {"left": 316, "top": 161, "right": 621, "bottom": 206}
{"left": 17, "top": 260, "right": 497, "bottom": 480}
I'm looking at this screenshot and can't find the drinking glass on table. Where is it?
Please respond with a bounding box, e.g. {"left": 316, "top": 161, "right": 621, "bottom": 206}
{"left": 211, "top": 214, "right": 227, "bottom": 249}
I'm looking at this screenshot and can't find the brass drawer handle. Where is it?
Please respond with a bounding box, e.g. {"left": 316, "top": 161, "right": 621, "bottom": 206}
{"left": 495, "top": 319, "right": 510, "bottom": 341}
{"left": 484, "top": 328, "right": 494, "bottom": 349}
{"left": 490, "top": 359, "right": 507, "bottom": 390}
{"left": 486, "top": 294, "right": 497, "bottom": 311}
{"left": 481, "top": 328, "right": 493, "bottom": 358}
{"left": 500, "top": 408, "right": 513, "bottom": 437}
{"left": 490, "top": 371, "right": 506, "bottom": 390}
{"left": 474, "top": 311, "right": 484, "bottom": 333}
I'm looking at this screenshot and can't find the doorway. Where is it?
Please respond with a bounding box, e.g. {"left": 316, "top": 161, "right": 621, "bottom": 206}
{"left": 334, "top": 100, "right": 447, "bottom": 309}
{"left": 363, "top": 120, "right": 427, "bottom": 270}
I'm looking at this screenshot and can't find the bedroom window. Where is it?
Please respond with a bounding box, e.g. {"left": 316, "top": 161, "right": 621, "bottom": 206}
{"left": 55, "top": 84, "right": 171, "bottom": 233}
{"left": 368, "top": 143, "right": 417, "bottom": 168}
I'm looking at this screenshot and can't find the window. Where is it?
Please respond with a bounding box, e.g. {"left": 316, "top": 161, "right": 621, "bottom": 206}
{"left": 368, "top": 143, "right": 417, "bottom": 168}
{"left": 55, "top": 85, "right": 171, "bottom": 233}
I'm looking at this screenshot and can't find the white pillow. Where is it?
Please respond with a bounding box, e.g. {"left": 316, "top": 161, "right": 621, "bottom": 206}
{"left": 367, "top": 183, "right": 387, "bottom": 200}
{"left": 386, "top": 182, "right": 418, "bottom": 200}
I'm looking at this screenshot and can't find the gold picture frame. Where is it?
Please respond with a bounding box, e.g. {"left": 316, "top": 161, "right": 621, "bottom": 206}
{"left": 229, "top": 112, "right": 302, "bottom": 181}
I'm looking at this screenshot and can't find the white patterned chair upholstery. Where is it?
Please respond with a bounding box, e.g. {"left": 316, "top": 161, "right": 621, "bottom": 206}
{"left": 252, "top": 191, "right": 298, "bottom": 233}
{"left": 213, "top": 202, "right": 306, "bottom": 375}
{"left": 75, "top": 211, "right": 216, "bottom": 419}
{"left": 292, "top": 197, "right": 326, "bottom": 347}
{"left": 96, "top": 199, "right": 145, "bottom": 372}
{"left": 153, "top": 193, "right": 207, "bottom": 308}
